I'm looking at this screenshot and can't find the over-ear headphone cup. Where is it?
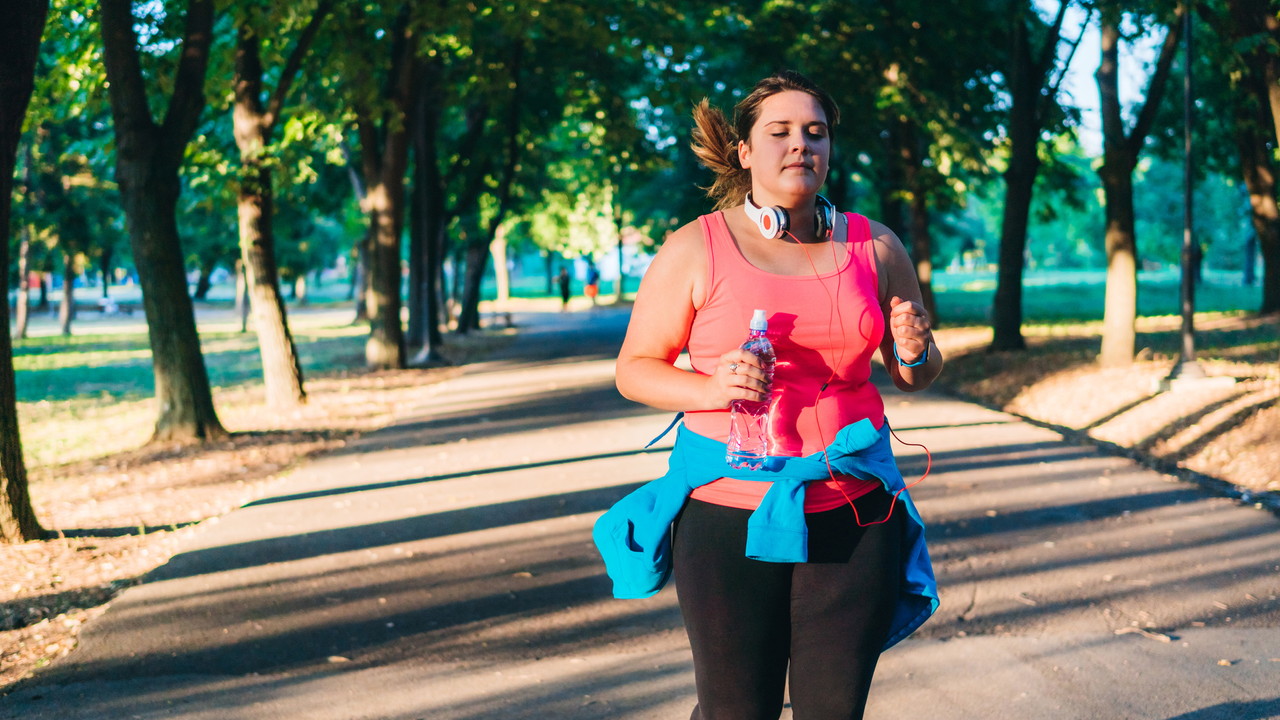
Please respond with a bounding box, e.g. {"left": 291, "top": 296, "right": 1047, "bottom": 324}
{"left": 758, "top": 206, "right": 787, "bottom": 239}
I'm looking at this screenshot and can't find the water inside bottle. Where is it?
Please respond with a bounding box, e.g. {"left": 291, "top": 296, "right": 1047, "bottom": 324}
{"left": 726, "top": 331, "right": 775, "bottom": 470}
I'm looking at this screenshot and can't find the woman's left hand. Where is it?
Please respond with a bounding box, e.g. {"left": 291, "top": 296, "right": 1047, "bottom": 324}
{"left": 888, "top": 296, "right": 931, "bottom": 364}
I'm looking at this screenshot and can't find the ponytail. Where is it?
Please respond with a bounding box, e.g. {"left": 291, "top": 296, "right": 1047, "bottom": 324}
{"left": 690, "top": 99, "right": 751, "bottom": 211}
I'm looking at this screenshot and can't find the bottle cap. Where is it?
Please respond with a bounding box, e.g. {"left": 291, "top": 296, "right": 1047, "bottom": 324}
{"left": 750, "top": 309, "right": 767, "bottom": 332}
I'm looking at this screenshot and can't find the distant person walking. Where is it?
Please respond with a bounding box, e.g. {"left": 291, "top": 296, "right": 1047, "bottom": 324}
{"left": 557, "top": 267, "right": 571, "bottom": 311}
{"left": 585, "top": 265, "right": 601, "bottom": 307}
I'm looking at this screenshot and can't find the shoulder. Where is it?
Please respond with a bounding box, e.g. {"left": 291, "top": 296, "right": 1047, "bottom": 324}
{"left": 867, "top": 219, "right": 907, "bottom": 254}
{"left": 643, "top": 215, "right": 712, "bottom": 308}
{"left": 651, "top": 215, "right": 709, "bottom": 268}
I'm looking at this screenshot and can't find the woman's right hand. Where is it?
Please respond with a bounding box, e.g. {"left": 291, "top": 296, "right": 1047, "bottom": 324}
{"left": 702, "top": 348, "right": 769, "bottom": 409}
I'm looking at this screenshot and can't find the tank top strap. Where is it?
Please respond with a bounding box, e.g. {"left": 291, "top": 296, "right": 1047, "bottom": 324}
{"left": 697, "top": 211, "right": 737, "bottom": 302}
{"left": 845, "top": 212, "right": 879, "bottom": 298}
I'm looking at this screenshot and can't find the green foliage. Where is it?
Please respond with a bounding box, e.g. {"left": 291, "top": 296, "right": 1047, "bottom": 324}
{"left": 13, "top": 0, "right": 123, "bottom": 281}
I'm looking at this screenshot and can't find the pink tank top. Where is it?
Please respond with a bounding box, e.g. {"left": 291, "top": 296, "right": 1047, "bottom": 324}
{"left": 685, "top": 211, "right": 885, "bottom": 513}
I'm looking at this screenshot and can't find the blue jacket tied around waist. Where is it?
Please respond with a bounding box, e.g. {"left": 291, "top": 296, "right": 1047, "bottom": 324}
{"left": 592, "top": 416, "right": 938, "bottom": 650}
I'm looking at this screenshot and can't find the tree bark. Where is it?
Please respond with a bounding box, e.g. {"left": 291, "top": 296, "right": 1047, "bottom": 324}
{"left": 231, "top": 7, "right": 326, "bottom": 408}
{"left": 1234, "top": 63, "right": 1280, "bottom": 314}
{"left": 100, "top": 0, "right": 226, "bottom": 441}
{"left": 993, "top": 3, "right": 1061, "bottom": 350}
{"left": 0, "top": 0, "right": 49, "bottom": 542}
{"left": 409, "top": 58, "right": 447, "bottom": 361}
{"left": 457, "top": 240, "right": 490, "bottom": 332}
{"left": 357, "top": 23, "right": 417, "bottom": 368}
{"left": 898, "top": 121, "right": 939, "bottom": 326}
{"left": 1095, "top": 8, "right": 1182, "bottom": 368}
{"left": 15, "top": 226, "right": 30, "bottom": 340}
{"left": 353, "top": 231, "right": 370, "bottom": 322}
{"left": 15, "top": 142, "right": 34, "bottom": 339}
{"left": 457, "top": 44, "right": 523, "bottom": 334}
{"left": 491, "top": 225, "right": 510, "bottom": 304}
{"left": 234, "top": 259, "right": 249, "bottom": 333}
{"left": 193, "top": 259, "right": 213, "bottom": 300}
{"left": 1223, "top": 0, "right": 1280, "bottom": 312}
{"left": 99, "top": 243, "right": 113, "bottom": 299}
{"left": 59, "top": 252, "right": 75, "bottom": 336}
{"left": 36, "top": 273, "right": 48, "bottom": 311}
{"left": 407, "top": 163, "right": 425, "bottom": 349}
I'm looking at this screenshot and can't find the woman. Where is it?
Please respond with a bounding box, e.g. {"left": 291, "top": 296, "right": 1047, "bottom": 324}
{"left": 612, "top": 71, "right": 943, "bottom": 719}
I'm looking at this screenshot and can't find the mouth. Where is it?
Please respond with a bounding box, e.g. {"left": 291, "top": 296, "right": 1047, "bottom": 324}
{"left": 785, "top": 163, "right": 812, "bottom": 170}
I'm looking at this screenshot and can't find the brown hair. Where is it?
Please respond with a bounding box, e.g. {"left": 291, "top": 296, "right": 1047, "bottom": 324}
{"left": 690, "top": 70, "right": 840, "bottom": 211}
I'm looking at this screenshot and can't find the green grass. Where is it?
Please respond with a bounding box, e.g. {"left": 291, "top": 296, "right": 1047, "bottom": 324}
{"left": 935, "top": 271, "right": 1263, "bottom": 326}
{"left": 13, "top": 321, "right": 368, "bottom": 404}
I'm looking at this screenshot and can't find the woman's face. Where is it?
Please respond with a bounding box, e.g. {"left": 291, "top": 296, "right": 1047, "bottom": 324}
{"left": 738, "top": 90, "right": 830, "bottom": 205}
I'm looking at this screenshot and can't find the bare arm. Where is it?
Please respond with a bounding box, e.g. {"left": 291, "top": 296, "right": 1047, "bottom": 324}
{"left": 869, "top": 219, "right": 943, "bottom": 392}
{"left": 615, "top": 221, "right": 770, "bottom": 411}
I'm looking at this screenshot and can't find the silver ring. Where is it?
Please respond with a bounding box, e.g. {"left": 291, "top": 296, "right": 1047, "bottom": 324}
{"left": 729, "top": 362, "right": 739, "bottom": 374}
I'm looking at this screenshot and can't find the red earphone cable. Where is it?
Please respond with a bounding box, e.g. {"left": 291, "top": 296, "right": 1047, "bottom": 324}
{"left": 785, "top": 220, "right": 930, "bottom": 526}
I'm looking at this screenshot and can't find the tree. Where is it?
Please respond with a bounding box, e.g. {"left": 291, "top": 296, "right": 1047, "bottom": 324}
{"left": 230, "top": 0, "right": 331, "bottom": 407}
{"left": 1214, "top": 0, "right": 1280, "bottom": 312}
{"left": 1095, "top": 3, "right": 1182, "bottom": 368}
{"left": 1225, "top": 0, "right": 1280, "bottom": 147}
{"left": 14, "top": 0, "right": 122, "bottom": 339}
{"left": 336, "top": 3, "right": 418, "bottom": 369}
{"left": 100, "top": 0, "right": 226, "bottom": 439}
{"left": 991, "top": 0, "right": 1091, "bottom": 350}
{"left": 0, "top": 0, "right": 48, "bottom": 542}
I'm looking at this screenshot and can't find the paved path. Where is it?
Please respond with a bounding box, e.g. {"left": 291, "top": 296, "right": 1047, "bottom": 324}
{"left": 4, "top": 309, "right": 1279, "bottom": 719}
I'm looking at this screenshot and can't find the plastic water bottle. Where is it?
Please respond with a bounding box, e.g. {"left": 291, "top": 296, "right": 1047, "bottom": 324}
{"left": 726, "top": 309, "right": 776, "bottom": 470}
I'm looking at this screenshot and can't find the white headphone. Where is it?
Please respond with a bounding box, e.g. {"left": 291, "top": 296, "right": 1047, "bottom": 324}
{"left": 744, "top": 192, "right": 836, "bottom": 240}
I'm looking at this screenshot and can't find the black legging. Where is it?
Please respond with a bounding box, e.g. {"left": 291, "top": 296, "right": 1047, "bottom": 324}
{"left": 672, "top": 488, "right": 903, "bottom": 720}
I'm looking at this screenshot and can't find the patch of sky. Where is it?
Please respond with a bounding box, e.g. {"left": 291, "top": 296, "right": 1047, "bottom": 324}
{"left": 1035, "top": 0, "right": 1168, "bottom": 156}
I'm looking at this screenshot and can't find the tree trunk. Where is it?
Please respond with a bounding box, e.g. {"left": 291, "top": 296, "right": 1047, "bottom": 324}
{"left": 100, "top": 0, "right": 226, "bottom": 441}
{"left": 232, "top": 17, "right": 314, "bottom": 408}
{"left": 362, "top": 151, "right": 409, "bottom": 367}
{"left": 615, "top": 194, "right": 626, "bottom": 300}
{"left": 59, "top": 252, "right": 76, "bottom": 336}
{"left": 353, "top": 233, "right": 370, "bottom": 322}
{"left": 1235, "top": 65, "right": 1280, "bottom": 314}
{"left": 15, "top": 226, "right": 30, "bottom": 340}
{"left": 234, "top": 259, "right": 249, "bottom": 333}
{"left": 36, "top": 273, "right": 48, "bottom": 311}
{"left": 1098, "top": 164, "right": 1139, "bottom": 367}
{"left": 358, "top": 34, "right": 417, "bottom": 369}
{"left": 406, "top": 166, "right": 425, "bottom": 349}
{"left": 457, "top": 239, "right": 490, "bottom": 333}
{"left": 457, "top": 45, "right": 523, "bottom": 333}
{"left": 1097, "top": 18, "right": 1139, "bottom": 368}
{"left": 491, "top": 224, "right": 510, "bottom": 303}
{"left": 1095, "top": 8, "right": 1182, "bottom": 367}
{"left": 898, "top": 122, "right": 939, "bottom": 326}
{"left": 99, "top": 244, "right": 113, "bottom": 299}
{"left": 236, "top": 165, "right": 306, "bottom": 408}
{"left": 991, "top": 11, "right": 1043, "bottom": 351}
{"left": 193, "top": 261, "right": 213, "bottom": 300}
{"left": 0, "top": 0, "right": 49, "bottom": 542}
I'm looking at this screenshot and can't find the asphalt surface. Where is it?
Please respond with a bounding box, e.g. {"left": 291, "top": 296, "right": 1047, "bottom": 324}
{"left": 3, "top": 307, "right": 1278, "bottom": 719}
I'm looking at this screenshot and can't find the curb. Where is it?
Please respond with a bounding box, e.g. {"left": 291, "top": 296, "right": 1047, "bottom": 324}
{"left": 935, "top": 385, "right": 1280, "bottom": 518}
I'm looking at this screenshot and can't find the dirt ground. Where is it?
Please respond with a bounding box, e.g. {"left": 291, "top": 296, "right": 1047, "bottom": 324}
{"left": 934, "top": 312, "right": 1280, "bottom": 495}
{"left": 0, "top": 331, "right": 512, "bottom": 691}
